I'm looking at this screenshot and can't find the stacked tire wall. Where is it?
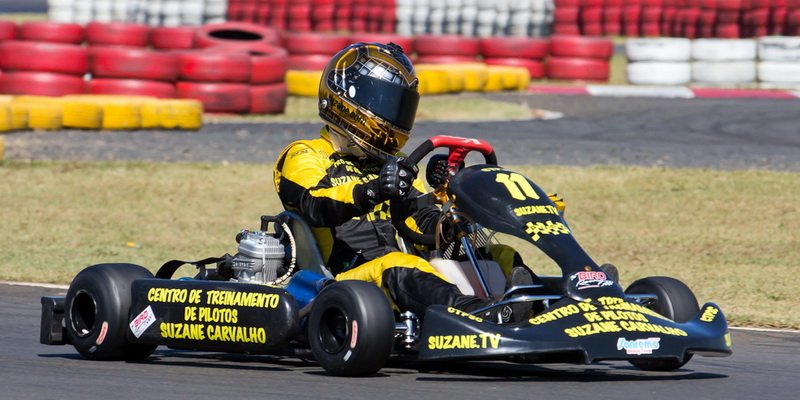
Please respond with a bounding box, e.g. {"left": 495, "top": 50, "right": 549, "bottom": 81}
{"left": 555, "top": 0, "right": 800, "bottom": 39}
{"left": 48, "top": 0, "right": 228, "bottom": 26}
{"left": 626, "top": 36, "right": 800, "bottom": 87}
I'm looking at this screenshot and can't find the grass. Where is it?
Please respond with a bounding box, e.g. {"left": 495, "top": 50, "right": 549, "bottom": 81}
{"left": 205, "top": 94, "right": 536, "bottom": 123}
{"left": 1, "top": 161, "right": 798, "bottom": 329}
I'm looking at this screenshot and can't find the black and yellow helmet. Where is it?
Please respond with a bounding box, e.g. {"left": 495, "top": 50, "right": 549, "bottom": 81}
{"left": 319, "top": 42, "right": 420, "bottom": 162}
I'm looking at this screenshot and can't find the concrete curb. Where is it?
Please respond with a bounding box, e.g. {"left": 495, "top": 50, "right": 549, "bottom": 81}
{"left": 529, "top": 84, "right": 800, "bottom": 100}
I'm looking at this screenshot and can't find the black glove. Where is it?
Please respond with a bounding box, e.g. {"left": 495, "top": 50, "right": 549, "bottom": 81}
{"left": 379, "top": 157, "right": 418, "bottom": 199}
{"left": 426, "top": 154, "right": 464, "bottom": 187}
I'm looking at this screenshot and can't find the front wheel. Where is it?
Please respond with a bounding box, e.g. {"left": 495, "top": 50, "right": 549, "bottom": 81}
{"left": 625, "top": 276, "right": 700, "bottom": 371}
{"left": 64, "top": 263, "right": 157, "bottom": 361}
{"left": 307, "top": 280, "right": 395, "bottom": 376}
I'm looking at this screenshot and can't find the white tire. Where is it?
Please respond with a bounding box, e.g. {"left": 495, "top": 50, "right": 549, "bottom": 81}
{"left": 758, "top": 61, "right": 800, "bottom": 83}
{"left": 49, "top": 9, "right": 75, "bottom": 23}
{"left": 162, "top": 1, "right": 181, "bottom": 17}
{"left": 758, "top": 36, "right": 800, "bottom": 62}
{"left": 397, "top": 6, "right": 414, "bottom": 22}
{"left": 396, "top": 22, "right": 413, "bottom": 36}
{"left": 48, "top": 0, "right": 74, "bottom": 8}
{"left": 397, "top": 0, "right": 415, "bottom": 6}
{"left": 627, "top": 62, "right": 691, "bottom": 85}
{"left": 692, "top": 61, "right": 756, "bottom": 84}
{"left": 205, "top": 3, "right": 227, "bottom": 16}
{"left": 625, "top": 38, "right": 692, "bottom": 62}
{"left": 692, "top": 39, "right": 756, "bottom": 61}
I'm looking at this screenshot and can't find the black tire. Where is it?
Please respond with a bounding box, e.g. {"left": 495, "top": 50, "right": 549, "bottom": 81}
{"left": 307, "top": 280, "right": 395, "bottom": 376}
{"left": 625, "top": 276, "right": 700, "bottom": 371}
{"left": 64, "top": 263, "right": 157, "bottom": 361}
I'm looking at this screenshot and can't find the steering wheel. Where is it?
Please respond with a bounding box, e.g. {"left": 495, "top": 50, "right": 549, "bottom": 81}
{"left": 390, "top": 135, "right": 498, "bottom": 247}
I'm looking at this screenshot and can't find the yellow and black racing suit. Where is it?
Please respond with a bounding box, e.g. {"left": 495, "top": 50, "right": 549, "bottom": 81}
{"left": 273, "top": 128, "right": 486, "bottom": 316}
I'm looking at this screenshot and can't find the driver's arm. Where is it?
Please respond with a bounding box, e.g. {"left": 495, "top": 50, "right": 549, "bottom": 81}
{"left": 275, "top": 142, "right": 382, "bottom": 227}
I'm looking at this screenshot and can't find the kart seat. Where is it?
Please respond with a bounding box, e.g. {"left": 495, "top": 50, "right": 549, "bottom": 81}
{"left": 278, "top": 211, "right": 333, "bottom": 278}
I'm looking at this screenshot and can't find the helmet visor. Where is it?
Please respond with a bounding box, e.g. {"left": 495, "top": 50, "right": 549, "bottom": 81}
{"left": 345, "top": 74, "right": 420, "bottom": 131}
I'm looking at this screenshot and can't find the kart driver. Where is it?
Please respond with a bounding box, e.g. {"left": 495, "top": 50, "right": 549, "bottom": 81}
{"left": 273, "top": 42, "right": 528, "bottom": 322}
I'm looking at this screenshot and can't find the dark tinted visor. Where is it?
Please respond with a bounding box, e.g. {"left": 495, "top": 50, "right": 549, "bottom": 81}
{"left": 348, "top": 74, "right": 419, "bottom": 131}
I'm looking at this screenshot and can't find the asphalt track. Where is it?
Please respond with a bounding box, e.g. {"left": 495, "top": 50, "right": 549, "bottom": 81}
{"left": 4, "top": 283, "right": 799, "bottom": 400}
{"left": 4, "top": 94, "right": 800, "bottom": 170}
{"left": 3, "top": 94, "right": 800, "bottom": 398}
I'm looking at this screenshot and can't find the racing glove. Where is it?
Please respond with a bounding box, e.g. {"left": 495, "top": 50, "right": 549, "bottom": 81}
{"left": 362, "top": 157, "right": 418, "bottom": 206}
{"left": 379, "top": 157, "right": 418, "bottom": 199}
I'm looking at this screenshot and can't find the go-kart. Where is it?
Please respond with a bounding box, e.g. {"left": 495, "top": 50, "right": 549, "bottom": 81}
{"left": 40, "top": 135, "right": 732, "bottom": 376}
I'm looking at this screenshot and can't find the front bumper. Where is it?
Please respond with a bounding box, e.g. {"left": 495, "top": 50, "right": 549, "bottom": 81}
{"left": 418, "top": 298, "right": 732, "bottom": 364}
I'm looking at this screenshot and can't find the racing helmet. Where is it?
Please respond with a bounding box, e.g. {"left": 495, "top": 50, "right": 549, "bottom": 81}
{"left": 319, "top": 42, "right": 420, "bottom": 162}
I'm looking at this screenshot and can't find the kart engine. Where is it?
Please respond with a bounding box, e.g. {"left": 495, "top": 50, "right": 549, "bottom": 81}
{"left": 230, "top": 220, "right": 295, "bottom": 285}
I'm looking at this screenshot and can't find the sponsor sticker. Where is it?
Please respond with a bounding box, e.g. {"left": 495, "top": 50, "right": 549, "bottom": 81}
{"left": 350, "top": 320, "right": 359, "bottom": 349}
{"left": 96, "top": 321, "right": 109, "bottom": 346}
{"left": 571, "top": 271, "right": 614, "bottom": 290}
{"left": 617, "top": 337, "right": 661, "bottom": 355}
{"left": 130, "top": 305, "right": 156, "bottom": 339}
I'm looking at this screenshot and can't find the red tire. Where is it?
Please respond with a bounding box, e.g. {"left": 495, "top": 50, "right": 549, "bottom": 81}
{"left": 414, "top": 35, "right": 480, "bottom": 57}
{"left": 479, "top": 37, "right": 549, "bottom": 59}
{"left": 0, "top": 20, "right": 16, "bottom": 41}
{"left": 549, "top": 35, "right": 614, "bottom": 59}
{"left": 194, "top": 22, "right": 280, "bottom": 49}
{"left": 0, "top": 71, "right": 85, "bottom": 96}
{"left": 86, "top": 78, "right": 176, "bottom": 98}
{"left": 554, "top": 24, "right": 582, "bottom": 35}
{"left": 287, "top": 54, "right": 331, "bottom": 71}
{"left": 555, "top": 6, "right": 580, "bottom": 23}
{"left": 484, "top": 58, "right": 545, "bottom": 79}
{"left": 150, "top": 26, "right": 197, "bottom": 50}
{"left": 177, "top": 50, "right": 251, "bottom": 82}
{"left": 348, "top": 33, "right": 415, "bottom": 54}
{"left": 89, "top": 47, "right": 178, "bottom": 82}
{"left": 546, "top": 57, "right": 610, "bottom": 81}
{"left": 204, "top": 45, "right": 288, "bottom": 84}
{"left": 86, "top": 22, "right": 149, "bottom": 47}
{"left": 0, "top": 41, "right": 88, "bottom": 75}
{"left": 176, "top": 82, "right": 251, "bottom": 113}
{"left": 282, "top": 32, "right": 351, "bottom": 55}
{"left": 17, "top": 21, "right": 83, "bottom": 44}
{"left": 250, "top": 83, "right": 288, "bottom": 114}
{"left": 416, "top": 55, "right": 479, "bottom": 64}
{"left": 581, "top": 7, "right": 603, "bottom": 24}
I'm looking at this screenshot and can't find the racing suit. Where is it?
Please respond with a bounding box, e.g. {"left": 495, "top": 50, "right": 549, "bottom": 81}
{"left": 273, "top": 127, "right": 488, "bottom": 317}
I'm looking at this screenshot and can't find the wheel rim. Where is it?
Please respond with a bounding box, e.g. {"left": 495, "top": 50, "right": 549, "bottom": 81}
{"left": 69, "top": 289, "right": 97, "bottom": 338}
{"left": 317, "top": 306, "right": 350, "bottom": 354}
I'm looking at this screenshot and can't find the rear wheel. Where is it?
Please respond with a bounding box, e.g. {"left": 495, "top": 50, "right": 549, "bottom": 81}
{"left": 308, "top": 280, "right": 394, "bottom": 376}
{"left": 65, "top": 263, "right": 157, "bottom": 361}
{"left": 625, "top": 276, "right": 700, "bottom": 371}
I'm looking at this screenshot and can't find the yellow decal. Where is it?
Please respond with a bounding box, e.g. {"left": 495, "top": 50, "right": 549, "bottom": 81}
{"left": 447, "top": 307, "right": 484, "bottom": 323}
{"left": 564, "top": 321, "right": 623, "bottom": 337}
{"left": 528, "top": 304, "right": 581, "bottom": 325}
{"left": 428, "top": 333, "right": 502, "bottom": 350}
{"left": 525, "top": 221, "right": 570, "bottom": 242}
{"left": 513, "top": 205, "right": 560, "bottom": 217}
{"left": 159, "top": 323, "right": 267, "bottom": 344}
{"left": 597, "top": 297, "right": 666, "bottom": 319}
{"left": 183, "top": 306, "right": 239, "bottom": 324}
{"left": 725, "top": 332, "right": 733, "bottom": 348}
{"left": 496, "top": 172, "right": 540, "bottom": 200}
{"left": 700, "top": 306, "right": 719, "bottom": 322}
{"left": 205, "top": 290, "right": 281, "bottom": 308}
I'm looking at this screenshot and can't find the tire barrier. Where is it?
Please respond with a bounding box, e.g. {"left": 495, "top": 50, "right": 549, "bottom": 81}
{"left": 0, "top": 94, "right": 203, "bottom": 131}
{"left": 0, "top": 20, "right": 15, "bottom": 41}
{"left": 86, "top": 22, "right": 149, "bottom": 47}
{"left": 177, "top": 50, "right": 251, "bottom": 83}
{"left": 87, "top": 79, "right": 177, "bottom": 99}
{"left": 250, "top": 82, "right": 288, "bottom": 114}
{"left": 285, "top": 70, "right": 322, "bottom": 97}
{"left": 150, "top": 26, "right": 197, "bottom": 50}
{"left": 282, "top": 32, "right": 352, "bottom": 56}
{"left": 89, "top": 46, "right": 179, "bottom": 82}
{"left": 0, "top": 41, "right": 89, "bottom": 76}
{"left": 194, "top": 22, "right": 280, "bottom": 49}
{"left": 229, "top": 0, "right": 396, "bottom": 34}
{"left": 0, "top": 72, "right": 86, "bottom": 97}
{"left": 625, "top": 37, "right": 800, "bottom": 88}
{"left": 176, "top": 82, "right": 251, "bottom": 113}
{"left": 546, "top": 35, "right": 613, "bottom": 81}
{"left": 17, "top": 21, "right": 84, "bottom": 44}
{"left": 48, "top": 0, "right": 227, "bottom": 26}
